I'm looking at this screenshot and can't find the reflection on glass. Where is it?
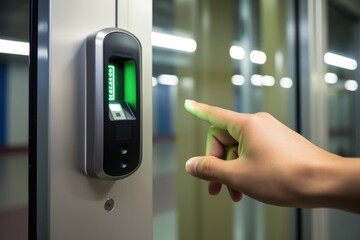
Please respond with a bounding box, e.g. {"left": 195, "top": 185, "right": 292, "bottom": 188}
{"left": 231, "top": 75, "right": 245, "bottom": 86}
{"left": 0, "top": 57, "right": 29, "bottom": 239}
{"left": 152, "top": 31, "right": 197, "bottom": 53}
{"left": 327, "top": 1, "right": 359, "bottom": 157}
{"left": 251, "top": 74, "right": 263, "bottom": 87}
{"left": 158, "top": 74, "right": 179, "bottom": 86}
{"left": 153, "top": 0, "right": 297, "bottom": 240}
{"left": 324, "top": 72, "right": 338, "bottom": 84}
{"left": 326, "top": 1, "right": 360, "bottom": 239}
{"left": 344, "top": 80, "right": 358, "bottom": 92}
{"left": 280, "top": 77, "right": 293, "bottom": 89}
{"left": 230, "top": 46, "right": 245, "bottom": 60}
{"left": 250, "top": 50, "right": 267, "bottom": 64}
{"left": 324, "top": 52, "right": 358, "bottom": 70}
{"left": 0, "top": 1, "right": 29, "bottom": 239}
{"left": 0, "top": 39, "right": 29, "bottom": 56}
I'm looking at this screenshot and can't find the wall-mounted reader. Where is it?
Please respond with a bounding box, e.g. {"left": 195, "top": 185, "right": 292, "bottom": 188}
{"left": 85, "top": 28, "right": 142, "bottom": 180}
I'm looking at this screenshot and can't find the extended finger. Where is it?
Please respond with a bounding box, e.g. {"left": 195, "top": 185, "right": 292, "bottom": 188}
{"left": 184, "top": 100, "right": 249, "bottom": 140}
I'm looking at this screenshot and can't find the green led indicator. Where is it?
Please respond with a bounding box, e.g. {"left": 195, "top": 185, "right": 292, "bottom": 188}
{"left": 108, "top": 64, "right": 115, "bottom": 101}
{"left": 124, "top": 60, "right": 137, "bottom": 112}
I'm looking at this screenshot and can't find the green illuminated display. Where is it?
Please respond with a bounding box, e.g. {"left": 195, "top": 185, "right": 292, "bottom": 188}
{"left": 124, "top": 60, "right": 137, "bottom": 112}
{"left": 107, "top": 58, "right": 137, "bottom": 120}
{"left": 108, "top": 64, "right": 115, "bottom": 101}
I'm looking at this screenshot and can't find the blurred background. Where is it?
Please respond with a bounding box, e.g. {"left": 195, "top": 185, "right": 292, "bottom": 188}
{"left": 1, "top": 0, "right": 360, "bottom": 239}
{"left": 0, "top": 1, "right": 29, "bottom": 239}
{"left": 152, "top": 0, "right": 360, "bottom": 240}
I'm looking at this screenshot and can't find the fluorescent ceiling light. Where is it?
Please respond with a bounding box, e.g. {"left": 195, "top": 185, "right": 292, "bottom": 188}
{"left": 158, "top": 74, "right": 179, "bottom": 86}
{"left": 231, "top": 75, "right": 245, "bottom": 86}
{"left": 262, "top": 75, "right": 275, "bottom": 87}
{"left": 324, "top": 72, "right": 338, "bottom": 84}
{"left": 250, "top": 50, "right": 266, "bottom": 64}
{"left": 280, "top": 77, "right": 293, "bottom": 88}
{"left": 152, "top": 77, "right": 158, "bottom": 87}
{"left": 344, "top": 80, "right": 358, "bottom": 91}
{"left": 229, "top": 46, "right": 245, "bottom": 60}
{"left": 250, "top": 74, "right": 263, "bottom": 86}
{"left": 0, "top": 39, "right": 29, "bottom": 56}
{"left": 180, "top": 77, "right": 194, "bottom": 89}
{"left": 250, "top": 74, "right": 277, "bottom": 87}
{"left": 152, "top": 32, "right": 197, "bottom": 53}
{"left": 324, "top": 52, "right": 357, "bottom": 70}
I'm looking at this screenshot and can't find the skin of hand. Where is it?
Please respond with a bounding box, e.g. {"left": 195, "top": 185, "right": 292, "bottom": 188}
{"left": 184, "top": 100, "right": 360, "bottom": 213}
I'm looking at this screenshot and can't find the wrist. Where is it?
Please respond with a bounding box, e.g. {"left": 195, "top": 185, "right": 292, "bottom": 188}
{"left": 296, "top": 150, "right": 342, "bottom": 209}
{"left": 299, "top": 152, "right": 360, "bottom": 213}
{"left": 327, "top": 156, "right": 360, "bottom": 213}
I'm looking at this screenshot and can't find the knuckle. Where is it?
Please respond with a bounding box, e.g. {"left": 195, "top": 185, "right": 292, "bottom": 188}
{"left": 208, "top": 125, "right": 218, "bottom": 133}
{"left": 201, "top": 159, "right": 212, "bottom": 175}
{"left": 257, "top": 112, "right": 278, "bottom": 125}
{"left": 241, "top": 112, "right": 273, "bottom": 131}
{"left": 254, "top": 111, "right": 272, "bottom": 119}
{"left": 199, "top": 158, "right": 215, "bottom": 179}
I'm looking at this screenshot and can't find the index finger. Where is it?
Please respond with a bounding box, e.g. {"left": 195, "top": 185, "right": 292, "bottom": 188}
{"left": 184, "top": 100, "right": 249, "bottom": 140}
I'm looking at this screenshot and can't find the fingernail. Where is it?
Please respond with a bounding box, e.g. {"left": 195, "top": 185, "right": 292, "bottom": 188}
{"left": 185, "top": 157, "right": 198, "bottom": 175}
{"left": 184, "top": 100, "right": 196, "bottom": 112}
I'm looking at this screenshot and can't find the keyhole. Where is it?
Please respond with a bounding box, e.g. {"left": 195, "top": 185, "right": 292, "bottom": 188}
{"left": 104, "top": 198, "right": 115, "bottom": 212}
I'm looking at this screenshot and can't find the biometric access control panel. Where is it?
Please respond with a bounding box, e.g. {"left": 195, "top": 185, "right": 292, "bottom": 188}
{"left": 85, "top": 28, "right": 142, "bottom": 180}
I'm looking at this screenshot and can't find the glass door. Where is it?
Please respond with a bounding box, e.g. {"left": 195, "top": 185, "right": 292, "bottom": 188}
{"left": 0, "top": 1, "right": 29, "bottom": 239}
{"left": 326, "top": 1, "right": 360, "bottom": 239}
{"left": 152, "top": 0, "right": 299, "bottom": 239}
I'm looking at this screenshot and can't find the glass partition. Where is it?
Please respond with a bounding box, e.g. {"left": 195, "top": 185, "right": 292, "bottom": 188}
{"left": 326, "top": 1, "right": 359, "bottom": 158}
{"left": 0, "top": 1, "right": 29, "bottom": 239}
{"left": 326, "top": 1, "right": 360, "bottom": 239}
{"left": 153, "top": 0, "right": 298, "bottom": 239}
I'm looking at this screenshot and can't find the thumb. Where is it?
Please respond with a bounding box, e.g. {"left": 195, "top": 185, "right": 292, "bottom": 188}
{"left": 185, "top": 156, "right": 230, "bottom": 183}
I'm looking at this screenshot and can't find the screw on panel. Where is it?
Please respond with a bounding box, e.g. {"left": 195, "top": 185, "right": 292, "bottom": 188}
{"left": 104, "top": 198, "right": 115, "bottom": 212}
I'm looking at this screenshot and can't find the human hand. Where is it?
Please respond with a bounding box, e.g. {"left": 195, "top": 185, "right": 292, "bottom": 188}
{"left": 184, "top": 100, "right": 342, "bottom": 208}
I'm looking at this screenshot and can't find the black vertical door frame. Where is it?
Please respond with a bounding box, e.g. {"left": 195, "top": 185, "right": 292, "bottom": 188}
{"left": 29, "top": 0, "right": 38, "bottom": 238}
{"left": 29, "top": 0, "right": 51, "bottom": 238}
{"left": 294, "top": 0, "right": 303, "bottom": 239}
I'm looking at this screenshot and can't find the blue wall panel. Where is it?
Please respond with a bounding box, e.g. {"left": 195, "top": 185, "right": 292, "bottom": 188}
{"left": 156, "top": 85, "right": 173, "bottom": 136}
